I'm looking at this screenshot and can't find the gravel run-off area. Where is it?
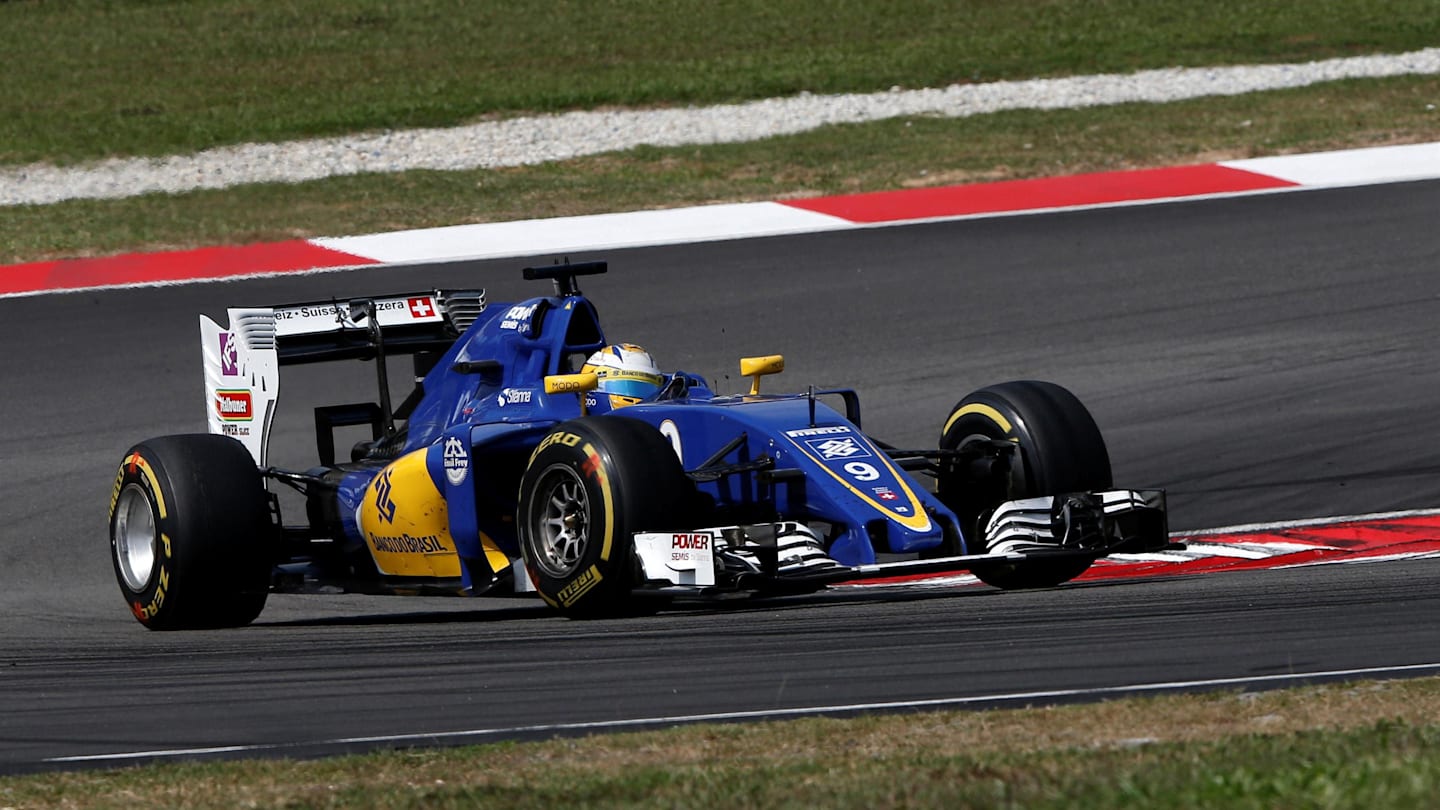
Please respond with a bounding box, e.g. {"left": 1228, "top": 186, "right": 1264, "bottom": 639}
{"left": 3, "top": 47, "right": 1438, "bottom": 208}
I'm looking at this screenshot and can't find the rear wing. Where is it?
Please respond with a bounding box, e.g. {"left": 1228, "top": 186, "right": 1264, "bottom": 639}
{"left": 200, "top": 290, "right": 486, "bottom": 466}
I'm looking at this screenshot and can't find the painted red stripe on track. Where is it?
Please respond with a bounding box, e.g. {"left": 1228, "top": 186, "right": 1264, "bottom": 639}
{"left": 1082, "top": 515, "right": 1440, "bottom": 581}
{"left": 842, "top": 513, "right": 1440, "bottom": 589}
{"left": 1190, "top": 514, "right": 1440, "bottom": 548}
{"left": 0, "top": 161, "right": 1304, "bottom": 296}
{"left": 1081, "top": 552, "right": 1334, "bottom": 582}
{"left": 0, "top": 241, "right": 376, "bottom": 297}
{"left": 1288, "top": 518, "right": 1440, "bottom": 546}
{"left": 781, "top": 165, "right": 1298, "bottom": 223}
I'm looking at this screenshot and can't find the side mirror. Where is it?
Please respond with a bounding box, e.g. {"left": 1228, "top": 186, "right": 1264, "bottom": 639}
{"left": 545, "top": 372, "right": 600, "bottom": 415}
{"left": 739, "top": 355, "right": 784, "bottom": 395}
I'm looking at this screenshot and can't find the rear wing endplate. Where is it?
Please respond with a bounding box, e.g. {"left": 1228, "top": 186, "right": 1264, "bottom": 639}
{"left": 199, "top": 289, "right": 486, "bottom": 466}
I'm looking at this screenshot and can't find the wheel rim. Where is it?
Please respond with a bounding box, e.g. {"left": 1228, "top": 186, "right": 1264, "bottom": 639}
{"left": 113, "top": 484, "right": 158, "bottom": 592}
{"left": 530, "top": 464, "right": 591, "bottom": 578}
{"left": 954, "top": 426, "right": 1029, "bottom": 495}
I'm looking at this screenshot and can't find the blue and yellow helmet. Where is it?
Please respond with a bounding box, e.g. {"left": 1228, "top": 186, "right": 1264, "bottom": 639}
{"left": 581, "top": 343, "right": 664, "bottom": 410}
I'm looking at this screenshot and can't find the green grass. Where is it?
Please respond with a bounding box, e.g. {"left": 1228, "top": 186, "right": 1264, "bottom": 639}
{"left": 8, "top": 679, "right": 1440, "bottom": 808}
{"left": 3, "top": 0, "right": 1439, "bottom": 265}
{"left": 2, "top": 0, "right": 1439, "bottom": 164}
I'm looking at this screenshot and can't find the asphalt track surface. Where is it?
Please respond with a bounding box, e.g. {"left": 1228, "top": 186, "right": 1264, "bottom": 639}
{"left": 4, "top": 180, "right": 1440, "bottom": 773}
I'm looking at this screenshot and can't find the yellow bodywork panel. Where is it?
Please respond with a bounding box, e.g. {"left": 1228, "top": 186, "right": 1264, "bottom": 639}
{"left": 358, "top": 448, "right": 462, "bottom": 578}
{"left": 479, "top": 534, "right": 511, "bottom": 577}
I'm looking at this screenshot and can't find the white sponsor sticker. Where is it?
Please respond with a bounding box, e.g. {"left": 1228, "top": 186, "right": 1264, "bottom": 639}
{"left": 633, "top": 532, "right": 716, "bottom": 586}
{"left": 785, "top": 426, "right": 851, "bottom": 438}
{"left": 274, "top": 296, "right": 443, "bottom": 337}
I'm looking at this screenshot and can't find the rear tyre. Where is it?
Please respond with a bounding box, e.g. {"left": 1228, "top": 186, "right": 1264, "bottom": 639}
{"left": 518, "top": 417, "right": 690, "bottom": 617}
{"left": 108, "top": 434, "right": 274, "bottom": 629}
{"left": 937, "top": 380, "right": 1111, "bottom": 589}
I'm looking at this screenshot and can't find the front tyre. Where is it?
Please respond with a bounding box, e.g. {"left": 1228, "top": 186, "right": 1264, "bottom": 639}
{"left": 518, "top": 417, "right": 690, "bottom": 617}
{"left": 937, "top": 380, "right": 1112, "bottom": 589}
{"left": 109, "top": 434, "right": 274, "bottom": 629}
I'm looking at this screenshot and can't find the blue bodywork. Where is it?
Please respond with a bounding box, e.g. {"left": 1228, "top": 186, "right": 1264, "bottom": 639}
{"left": 327, "top": 283, "right": 966, "bottom": 590}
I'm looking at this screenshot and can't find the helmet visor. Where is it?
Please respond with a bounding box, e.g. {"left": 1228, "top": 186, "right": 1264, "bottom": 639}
{"left": 601, "top": 372, "right": 662, "bottom": 399}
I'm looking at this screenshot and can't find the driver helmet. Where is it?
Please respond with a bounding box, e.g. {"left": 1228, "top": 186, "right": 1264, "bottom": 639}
{"left": 581, "top": 343, "right": 664, "bottom": 410}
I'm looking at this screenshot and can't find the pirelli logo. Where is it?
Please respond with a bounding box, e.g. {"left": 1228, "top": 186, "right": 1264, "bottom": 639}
{"left": 528, "top": 430, "right": 582, "bottom": 465}
{"left": 557, "top": 564, "right": 602, "bottom": 607}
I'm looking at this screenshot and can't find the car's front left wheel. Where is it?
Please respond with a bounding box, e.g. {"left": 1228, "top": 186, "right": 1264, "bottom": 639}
{"left": 936, "top": 380, "right": 1112, "bottom": 589}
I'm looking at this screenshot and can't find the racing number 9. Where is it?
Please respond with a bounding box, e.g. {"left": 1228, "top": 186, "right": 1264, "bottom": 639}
{"left": 845, "top": 462, "right": 879, "bottom": 481}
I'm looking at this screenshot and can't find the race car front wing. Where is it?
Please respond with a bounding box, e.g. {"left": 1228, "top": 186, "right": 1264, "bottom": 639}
{"left": 629, "top": 488, "right": 1169, "bottom": 593}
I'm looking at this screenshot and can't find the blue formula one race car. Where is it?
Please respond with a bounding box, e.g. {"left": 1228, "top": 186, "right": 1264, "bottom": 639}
{"left": 108, "top": 261, "right": 1170, "bottom": 629}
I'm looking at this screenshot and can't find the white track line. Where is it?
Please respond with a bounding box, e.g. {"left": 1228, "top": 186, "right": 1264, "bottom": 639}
{"left": 1175, "top": 507, "right": 1440, "bottom": 537}
{"left": 48, "top": 661, "right": 1440, "bottom": 764}
{"left": 43, "top": 514, "right": 1440, "bottom": 764}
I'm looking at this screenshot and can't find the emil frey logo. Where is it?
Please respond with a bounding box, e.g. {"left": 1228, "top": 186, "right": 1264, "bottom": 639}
{"left": 443, "top": 436, "right": 469, "bottom": 486}
{"left": 219, "top": 332, "right": 239, "bottom": 376}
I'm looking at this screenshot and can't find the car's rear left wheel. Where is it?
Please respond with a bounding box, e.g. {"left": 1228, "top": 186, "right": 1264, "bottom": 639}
{"left": 108, "top": 434, "right": 274, "bottom": 629}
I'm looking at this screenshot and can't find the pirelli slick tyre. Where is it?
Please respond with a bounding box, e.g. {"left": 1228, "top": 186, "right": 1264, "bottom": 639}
{"left": 108, "top": 434, "right": 273, "bottom": 630}
{"left": 937, "top": 380, "right": 1112, "bottom": 590}
{"left": 518, "top": 416, "right": 689, "bottom": 618}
